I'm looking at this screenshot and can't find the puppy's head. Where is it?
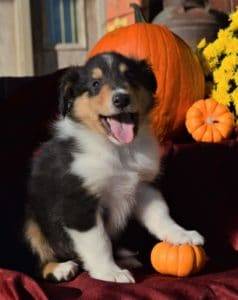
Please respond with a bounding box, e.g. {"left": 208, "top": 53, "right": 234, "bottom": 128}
{"left": 59, "top": 52, "right": 157, "bottom": 145}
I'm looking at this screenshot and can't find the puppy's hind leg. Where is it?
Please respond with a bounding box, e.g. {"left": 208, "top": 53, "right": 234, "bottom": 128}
{"left": 42, "top": 261, "right": 79, "bottom": 282}
{"left": 24, "top": 218, "right": 79, "bottom": 282}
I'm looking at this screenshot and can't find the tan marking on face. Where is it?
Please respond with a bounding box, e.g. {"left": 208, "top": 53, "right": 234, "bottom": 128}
{"left": 42, "top": 262, "right": 59, "bottom": 279}
{"left": 72, "top": 84, "right": 113, "bottom": 134}
{"left": 25, "top": 219, "right": 55, "bottom": 264}
{"left": 92, "top": 67, "right": 103, "bottom": 79}
{"left": 119, "top": 63, "right": 127, "bottom": 73}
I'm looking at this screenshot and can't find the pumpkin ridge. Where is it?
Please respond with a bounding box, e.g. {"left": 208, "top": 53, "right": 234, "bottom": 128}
{"left": 187, "top": 117, "right": 205, "bottom": 132}
{"left": 161, "top": 28, "right": 177, "bottom": 136}
{"left": 212, "top": 125, "right": 222, "bottom": 142}
{"left": 176, "top": 245, "right": 180, "bottom": 276}
{"left": 200, "top": 100, "right": 207, "bottom": 115}
{"left": 211, "top": 126, "right": 215, "bottom": 142}
{"left": 214, "top": 123, "right": 231, "bottom": 138}
{"left": 144, "top": 24, "right": 152, "bottom": 62}
{"left": 191, "top": 246, "right": 197, "bottom": 274}
{"left": 186, "top": 44, "right": 196, "bottom": 114}
{"left": 153, "top": 28, "right": 169, "bottom": 139}
{"left": 201, "top": 124, "right": 208, "bottom": 141}
{"left": 177, "top": 245, "right": 181, "bottom": 276}
{"left": 207, "top": 99, "right": 219, "bottom": 115}
{"left": 171, "top": 34, "right": 182, "bottom": 133}
{"left": 164, "top": 243, "right": 171, "bottom": 275}
{"left": 188, "top": 107, "right": 203, "bottom": 118}
{"left": 160, "top": 28, "right": 169, "bottom": 132}
{"left": 192, "top": 124, "right": 207, "bottom": 140}
{"left": 189, "top": 51, "right": 197, "bottom": 106}
{"left": 172, "top": 33, "right": 183, "bottom": 131}
{"left": 167, "top": 244, "right": 177, "bottom": 275}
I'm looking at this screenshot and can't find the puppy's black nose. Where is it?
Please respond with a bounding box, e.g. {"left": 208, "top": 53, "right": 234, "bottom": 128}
{"left": 112, "top": 93, "right": 130, "bottom": 109}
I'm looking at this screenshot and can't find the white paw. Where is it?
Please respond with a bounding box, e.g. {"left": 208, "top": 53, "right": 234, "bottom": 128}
{"left": 163, "top": 225, "right": 204, "bottom": 245}
{"left": 52, "top": 261, "right": 79, "bottom": 281}
{"left": 90, "top": 266, "right": 135, "bottom": 283}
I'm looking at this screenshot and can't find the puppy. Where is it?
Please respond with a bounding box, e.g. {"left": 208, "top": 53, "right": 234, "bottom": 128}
{"left": 24, "top": 52, "right": 204, "bottom": 283}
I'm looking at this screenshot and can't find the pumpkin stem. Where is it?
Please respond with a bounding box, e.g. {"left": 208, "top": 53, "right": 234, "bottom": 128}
{"left": 130, "top": 3, "right": 147, "bottom": 23}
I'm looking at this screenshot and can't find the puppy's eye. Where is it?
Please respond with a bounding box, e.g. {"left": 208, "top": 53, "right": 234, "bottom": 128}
{"left": 92, "top": 80, "right": 100, "bottom": 89}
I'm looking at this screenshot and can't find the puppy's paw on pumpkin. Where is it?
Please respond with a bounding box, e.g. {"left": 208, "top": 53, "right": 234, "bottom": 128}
{"left": 164, "top": 226, "right": 204, "bottom": 245}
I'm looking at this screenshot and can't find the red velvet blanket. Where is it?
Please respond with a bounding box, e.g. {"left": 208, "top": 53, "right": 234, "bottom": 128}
{"left": 1, "top": 268, "right": 238, "bottom": 300}
{"left": 0, "top": 72, "right": 238, "bottom": 299}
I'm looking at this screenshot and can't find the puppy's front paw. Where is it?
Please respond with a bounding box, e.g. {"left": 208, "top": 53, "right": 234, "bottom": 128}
{"left": 90, "top": 266, "right": 135, "bottom": 283}
{"left": 164, "top": 225, "right": 204, "bottom": 245}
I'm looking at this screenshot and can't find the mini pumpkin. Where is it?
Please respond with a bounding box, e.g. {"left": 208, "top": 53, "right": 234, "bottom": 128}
{"left": 151, "top": 242, "right": 206, "bottom": 277}
{"left": 186, "top": 98, "right": 235, "bottom": 143}
{"left": 88, "top": 4, "right": 204, "bottom": 141}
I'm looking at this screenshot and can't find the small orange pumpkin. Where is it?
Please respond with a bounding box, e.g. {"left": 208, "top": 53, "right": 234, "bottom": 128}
{"left": 186, "top": 99, "right": 235, "bottom": 143}
{"left": 151, "top": 242, "right": 206, "bottom": 277}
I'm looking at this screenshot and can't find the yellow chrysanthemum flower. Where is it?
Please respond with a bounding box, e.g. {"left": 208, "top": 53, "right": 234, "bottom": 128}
{"left": 198, "top": 8, "right": 238, "bottom": 116}
{"left": 229, "top": 9, "right": 238, "bottom": 22}
{"left": 212, "top": 89, "right": 231, "bottom": 106}
{"left": 225, "top": 39, "right": 238, "bottom": 54}
{"left": 221, "top": 54, "right": 238, "bottom": 72}
{"left": 234, "top": 73, "right": 238, "bottom": 86}
{"left": 229, "top": 9, "right": 238, "bottom": 30}
{"left": 213, "top": 68, "right": 224, "bottom": 83}
{"left": 217, "top": 79, "right": 229, "bottom": 93}
{"left": 217, "top": 28, "right": 231, "bottom": 41}
{"left": 203, "top": 43, "right": 220, "bottom": 62}
{"left": 206, "top": 57, "right": 219, "bottom": 72}
{"left": 231, "top": 88, "right": 238, "bottom": 113}
{"left": 197, "top": 38, "right": 206, "bottom": 49}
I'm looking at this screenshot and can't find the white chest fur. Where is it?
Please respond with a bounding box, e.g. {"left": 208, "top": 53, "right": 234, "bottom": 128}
{"left": 57, "top": 118, "right": 160, "bottom": 235}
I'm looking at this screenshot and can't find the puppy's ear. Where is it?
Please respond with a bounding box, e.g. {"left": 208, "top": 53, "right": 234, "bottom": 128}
{"left": 59, "top": 66, "right": 83, "bottom": 117}
{"left": 138, "top": 60, "right": 157, "bottom": 94}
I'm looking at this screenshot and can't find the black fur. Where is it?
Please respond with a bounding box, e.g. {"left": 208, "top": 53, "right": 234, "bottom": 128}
{"left": 26, "top": 137, "right": 99, "bottom": 261}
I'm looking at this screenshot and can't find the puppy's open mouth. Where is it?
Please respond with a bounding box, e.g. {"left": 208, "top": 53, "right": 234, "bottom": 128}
{"left": 100, "top": 113, "right": 138, "bottom": 144}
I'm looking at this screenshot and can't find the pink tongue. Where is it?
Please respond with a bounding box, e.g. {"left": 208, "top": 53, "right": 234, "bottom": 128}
{"left": 107, "top": 118, "right": 134, "bottom": 144}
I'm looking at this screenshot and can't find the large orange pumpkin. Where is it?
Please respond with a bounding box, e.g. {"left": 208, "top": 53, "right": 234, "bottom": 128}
{"left": 151, "top": 242, "right": 206, "bottom": 277}
{"left": 88, "top": 4, "right": 205, "bottom": 141}
{"left": 186, "top": 98, "right": 235, "bottom": 143}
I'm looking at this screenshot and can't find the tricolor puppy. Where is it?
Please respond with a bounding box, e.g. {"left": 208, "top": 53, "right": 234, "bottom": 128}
{"left": 24, "top": 52, "right": 204, "bottom": 283}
